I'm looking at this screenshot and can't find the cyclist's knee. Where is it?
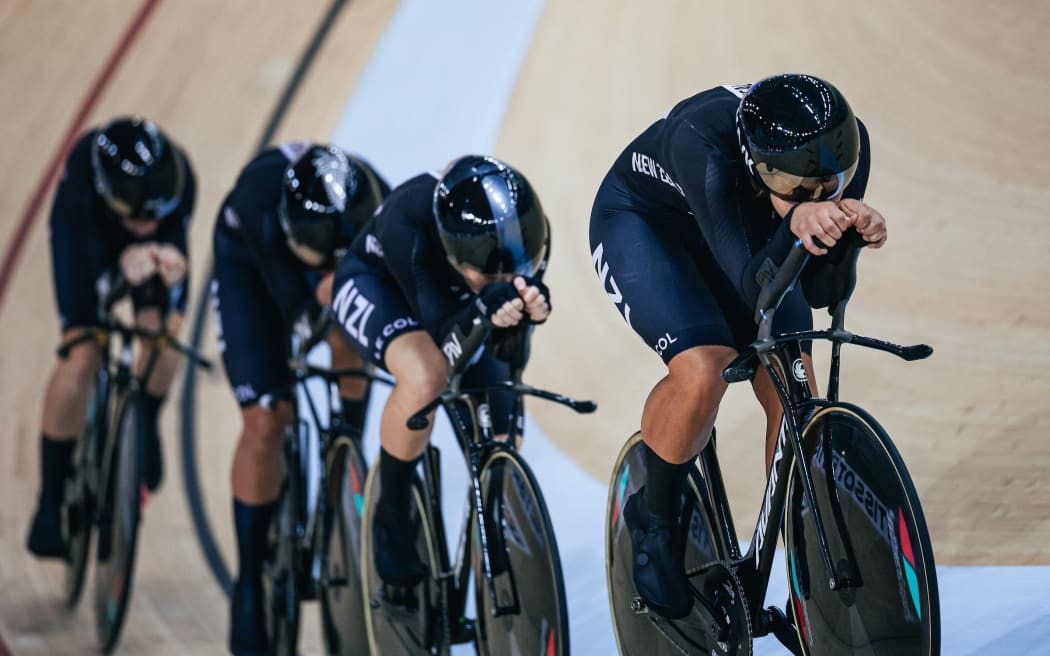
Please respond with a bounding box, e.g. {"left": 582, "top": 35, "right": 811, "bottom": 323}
{"left": 386, "top": 333, "right": 447, "bottom": 404}
{"left": 666, "top": 345, "right": 736, "bottom": 395}
{"left": 56, "top": 330, "right": 102, "bottom": 388}
{"left": 239, "top": 404, "right": 289, "bottom": 456}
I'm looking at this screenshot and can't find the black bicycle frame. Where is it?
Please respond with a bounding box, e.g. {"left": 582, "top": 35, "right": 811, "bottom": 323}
{"left": 695, "top": 238, "right": 932, "bottom": 636}
{"left": 405, "top": 325, "right": 596, "bottom": 634}
{"left": 281, "top": 318, "right": 393, "bottom": 577}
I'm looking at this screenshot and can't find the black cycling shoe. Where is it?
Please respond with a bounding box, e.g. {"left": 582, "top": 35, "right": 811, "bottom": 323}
{"left": 229, "top": 578, "right": 269, "bottom": 656}
{"left": 143, "top": 424, "right": 163, "bottom": 492}
{"left": 623, "top": 488, "right": 693, "bottom": 620}
{"left": 26, "top": 501, "right": 67, "bottom": 559}
{"left": 373, "top": 501, "right": 427, "bottom": 588}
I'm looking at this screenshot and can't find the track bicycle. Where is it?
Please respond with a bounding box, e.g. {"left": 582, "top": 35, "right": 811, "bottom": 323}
{"left": 260, "top": 308, "right": 393, "bottom": 655}
{"left": 606, "top": 233, "right": 940, "bottom": 655}
{"left": 60, "top": 272, "right": 212, "bottom": 653}
{"left": 361, "top": 322, "right": 596, "bottom": 655}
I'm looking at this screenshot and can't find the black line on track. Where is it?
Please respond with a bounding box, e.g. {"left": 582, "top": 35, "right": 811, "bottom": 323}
{"left": 179, "top": 0, "right": 349, "bottom": 597}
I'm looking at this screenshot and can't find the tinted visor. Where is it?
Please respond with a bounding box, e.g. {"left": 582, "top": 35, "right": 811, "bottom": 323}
{"left": 278, "top": 202, "right": 339, "bottom": 268}
{"left": 96, "top": 146, "right": 186, "bottom": 220}
{"left": 757, "top": 159, "right": 859, "bottom": 202}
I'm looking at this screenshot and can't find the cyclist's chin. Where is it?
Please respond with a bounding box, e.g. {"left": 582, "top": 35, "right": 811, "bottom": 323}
{"left": 121, "top": 218, "right": 161, "bottom": 237}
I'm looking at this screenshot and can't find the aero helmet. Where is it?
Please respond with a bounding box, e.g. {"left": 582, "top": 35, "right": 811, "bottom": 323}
{"left": 736, "top": 74, "right": 860, "bottom": 202}
{"left": 90, "top": 116, "right": 187, "bottom": 220}
{"left": 279, "top": 144, "right": 379, "bottom": 267}
{"left": 433, "top": 156, "right": 548, "bottom": 277}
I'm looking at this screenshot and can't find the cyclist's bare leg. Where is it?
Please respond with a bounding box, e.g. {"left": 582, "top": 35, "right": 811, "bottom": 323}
{"left": 29, "top": 329, "right": 102, "bottom": 556}
{"left": 329, "top": 330, "right": 369, "bottom": 400}
{"left": 752, "top": 354, "right": 817, "bottom": 473}
{"left": 133, "top": 309, "right": 184, "bottom": 490}
{"left": 380, "top": 331, "right": 447, "bottom": 461}
{"left": 41, "top": 328, "right": 102, "bottom": 439}
{"left": 641, "top": 345, "right": 737, "bottom": 464}
{"left": 231, "top": 402, "right": 292, "bottom": 504}
{"left": 328, "top": 329, "right": 372, "bottom": 437}
{"left": 133, "top": 309, "right": 183, "bottom": 396}
{"left": 229, "top": 400, "right": 292, "bottom": 651}
{"left": 628, "top": 344, "right": 736, "bottom": 618}
{"left": 371, "top": 330, "right": 446, "bottom": 586}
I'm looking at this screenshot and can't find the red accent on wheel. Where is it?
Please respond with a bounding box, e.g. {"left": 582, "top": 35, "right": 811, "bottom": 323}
{"left": 898, "top": 508, "right": 915, "bottom": 568}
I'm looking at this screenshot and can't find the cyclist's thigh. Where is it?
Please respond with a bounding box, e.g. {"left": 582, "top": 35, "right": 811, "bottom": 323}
{"left": 212, "top": 230, "right": 291, "bottom": 407}
{"left": 691, "top": 239, "right": 814, "bottom": 352}
{"left": 49, "top": 211, "right": 114, "bottom": 331}
{"left": 589, "top": 180, "right": 737, "bottom": 365}
{"left": 331, "top": 268, "right": 424, "bottom": 372}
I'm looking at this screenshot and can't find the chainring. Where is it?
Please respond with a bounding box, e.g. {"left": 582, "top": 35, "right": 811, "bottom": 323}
{"left": 692, "top": 560, "right": 752, "bottom": 656}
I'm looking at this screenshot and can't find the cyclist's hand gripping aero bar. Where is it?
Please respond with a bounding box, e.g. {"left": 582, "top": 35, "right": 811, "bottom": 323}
{"left": 721, "top": 232, "right": 931, "bottom": 384}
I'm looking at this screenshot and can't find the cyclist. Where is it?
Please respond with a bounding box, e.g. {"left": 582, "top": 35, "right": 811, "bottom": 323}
{"left": 26, "top": 116, "right": 195, "bottom": 558}
{"left": 212, "top": 142, "right": 389, "bottom": 655}
{"left": 590, "top": 74, "right": 887, "bottom": 619}
{"left": 331, "top": 155, "right": 551, "bottom": 593}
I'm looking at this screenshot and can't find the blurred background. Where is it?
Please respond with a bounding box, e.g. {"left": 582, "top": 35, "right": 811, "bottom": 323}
{"left": 1, "top": 0, "right": 1047, "bottom": 653}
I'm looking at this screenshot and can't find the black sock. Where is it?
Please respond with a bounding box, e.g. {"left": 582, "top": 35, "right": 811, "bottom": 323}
{"left": 378, "top": 448, "right": 417, "bottom": 512}
{"left": 142, "top": 393, "right": 165, "bottom": 436}
{"left": 643, "top": 442, "right": 689, "bottom": 522}
{"left": 40, "top": 435, "right": 76, "bottom": 507}
{"left": 233, "top": 498, "right": 277, "bottom": 584}
{"left": 340, "top": 390, "right": 370, "bottom": 437}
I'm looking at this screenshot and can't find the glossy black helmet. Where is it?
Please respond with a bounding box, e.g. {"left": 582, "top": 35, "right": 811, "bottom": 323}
{"left": 90, "top": 116, "right": 186, "bottom": 220}
{"left": 279, "top": 144, "right": 378, "bottom": 267}
{"left": 736, "top": 74, "right": 860, "bottom": 202}
{"left": 433, "top": 156, "right": 548, "bottom": 277}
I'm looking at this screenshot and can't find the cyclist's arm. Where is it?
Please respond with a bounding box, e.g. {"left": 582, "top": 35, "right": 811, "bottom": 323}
{"left": 225, "top": 181, "right": 317, "bottom": 327}
{"left": 377, "top": 206, "right": 484, "bottom": 372}
{"left": 800, "top": 121, "right": 873, "bottom": 308}
{"left": 669, "top": 124, "right": 797, "bottom": 308}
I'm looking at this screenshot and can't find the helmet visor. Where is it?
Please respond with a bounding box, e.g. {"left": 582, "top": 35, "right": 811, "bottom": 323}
{"left": 757, "top": 159, "right": 859, "bottom": 203}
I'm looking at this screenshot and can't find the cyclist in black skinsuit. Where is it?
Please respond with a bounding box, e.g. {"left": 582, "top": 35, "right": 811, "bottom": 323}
{"left": 590, "top": 74, "right": 888, "bottom": 619}
{"left": 332, "top": 155, "right": 551, "bottom": 590}
{"left": 211, "top": 142, "right": 389, "bottom": 655}
{"left": 27, "top": 116, "right": 195, "bottom": 559}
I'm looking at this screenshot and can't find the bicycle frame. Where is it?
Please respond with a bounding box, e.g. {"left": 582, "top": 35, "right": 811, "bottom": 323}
{"left": 404, "top": 324, "right": 596, "bottom": 639}
{"left": 694, "top": 240, "right": 932, "bottom": 643}
{"left": 280, "top": 318, "right": 394, "bottom": 581}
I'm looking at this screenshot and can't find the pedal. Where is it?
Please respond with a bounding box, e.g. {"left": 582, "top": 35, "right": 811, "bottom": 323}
{"left": 761, "top": 606, "right": 803, "bottom": 656}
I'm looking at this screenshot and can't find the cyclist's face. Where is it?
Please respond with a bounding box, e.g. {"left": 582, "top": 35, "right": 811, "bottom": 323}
{"left": 121, "top": 216, "right": 161, "bottom": 237}
{"left": 457, "top": 264, "right": 513, "bottom": 293}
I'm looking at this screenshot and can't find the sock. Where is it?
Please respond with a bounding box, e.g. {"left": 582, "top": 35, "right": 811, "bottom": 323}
{"left": 340, "top": 390, "right": 370, "bottom": 437}
{"left": 233, "top": 498, "right": 277, "bottom": 584}
{"left": 378, "top": 448, "right": 417, "bottom": 513}
{"left": 40, "top": 435, "right": 76, "bottom": 507}
{"left": 143, "top": 393, "right": 165, "bottom": 436}
{"left": 643, "top": 442, "right": 689, "bottom": 522}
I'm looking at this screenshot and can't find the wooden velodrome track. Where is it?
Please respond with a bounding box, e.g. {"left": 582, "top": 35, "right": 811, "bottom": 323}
{"left": 1, "top": 0, "right": 1047, "bottom": 653}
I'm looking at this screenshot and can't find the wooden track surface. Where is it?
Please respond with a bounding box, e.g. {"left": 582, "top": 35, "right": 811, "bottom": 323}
{"left": 1, "top": 0, "right": 1047, "bottom": 653}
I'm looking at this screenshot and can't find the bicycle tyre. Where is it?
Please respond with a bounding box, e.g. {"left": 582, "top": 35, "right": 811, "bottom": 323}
{"left": 605, "top": 432, "right": 729, "bottom": 656}
{"left": 64, "top": 373, "right": 106, "bottom": 608}
{"left": 319, "top": 435, "right": 370, "bottom": 655}
{"left": 361, "top": 461, "right": 439, "bottom": 655}
{"left": 93, "top": 389, "right": 144, "bottom": 653}
{"left": 264, "top": 440, "right": 303, "bottom": 656}
{"left": 784, "top": 403, "right": 940, "bottom": 655}
{"left": 472, "top": 449, "right": 569, "bottom": 656}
